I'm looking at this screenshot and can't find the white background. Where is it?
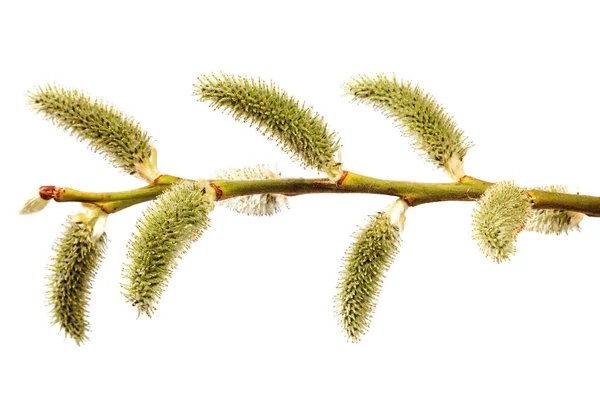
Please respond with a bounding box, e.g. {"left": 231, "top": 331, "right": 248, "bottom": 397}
{"left": 2, "top": 1, "right": 600, "bottom": 398}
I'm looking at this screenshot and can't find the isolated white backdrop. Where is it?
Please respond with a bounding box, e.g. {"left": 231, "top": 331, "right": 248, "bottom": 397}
{"left": 2, "top": 1, "right": 600, "bottom": 399}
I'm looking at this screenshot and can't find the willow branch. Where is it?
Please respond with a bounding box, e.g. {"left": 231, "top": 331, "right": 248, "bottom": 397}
{"left": 37, "top": 172, "right": 600, "bottom": 217}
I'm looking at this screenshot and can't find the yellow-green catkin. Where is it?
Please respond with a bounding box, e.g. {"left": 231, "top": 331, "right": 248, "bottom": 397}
{"left": 193, "top": 74, "right": 341, "bottom": 176}
{"left": 344, "top": 75, "right": 471, "bottom": 180}
{"left": 212, "top": 164, "right": 289, "bottom": 216}
{"left": 28, "top": 85, "right": 157, "bottom": 179}
{"left": 336, "top": 199, "right": 407, "bottom": 342}
{"left": 122, "top": 181, "right": 214, "bottom": 317}
{"left": 472, "top": 181, "right": 532, "bottom": 263}
{"left": 526, "top": 185, "right": 584, "bottom": 235}
{"left": 48, "top": 213, "right": 107, "bottom": 345}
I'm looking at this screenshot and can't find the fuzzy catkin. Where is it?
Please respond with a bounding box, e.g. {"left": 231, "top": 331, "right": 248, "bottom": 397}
{"left": 472, "top": 181, "right": 532, "bottom": 263}
{"left": 28, "top": 85, "right": 153, "bottom": 176}
{"left": 193, "top": 74, "right": 341, "bottom": 173}
{"left": 123, "top": 181, "right": 213, "bottom": 317}
{"left": 526, "top": 185, "right": 584, "bottom": 235}
{"left": 48, "top": 219, "right": 107, "bottom": 345}
{"left": 336, "top": 211, "right": 402, "bottom": 342}
{"left": 212, "top": 165, "right": 289, "bottom": 216}
{"left": 344, "top": 75, "right": 471, "bottom": 180}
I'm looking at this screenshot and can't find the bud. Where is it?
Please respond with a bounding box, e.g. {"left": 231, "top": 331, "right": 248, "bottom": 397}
{"left": 122, "top": 180, "right": 214, "bottom": 317}
{"left": 526, "top": 185, "right": 584, "bottom": 235}
{"left": 344, "top": 75, "right": 472, "bottom": 181}
{"left": 193, "top": 74, "right": 341, "bottom": 175}
{"left": 47, "top": 207, "right": 108, "bottom": 344}
{"left": 212, "top": 164, "right": 289, "bottom": 216}
{"left": 28, "top": 85, "right": 156, "bottom": 180}
{"left": 336, "top": 199, "right": 407, "bottom": 342}
{"left": 472, "top": 181, "right": 532, "bottom": 263}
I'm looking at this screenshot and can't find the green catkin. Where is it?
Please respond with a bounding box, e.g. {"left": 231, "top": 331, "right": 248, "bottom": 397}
{"left": 193, "top": 74, "right": 341, "bottom": 174}
{"left": 123, "top": 181, "right": 214, "bottom": 317}
{"left": 336, "top": 201, "right": 406, "bottom": 342}
{"left": 344, "top": 74, "right": 471, "bottom": 180}
{"left": 48, "top": 218, "right": 107, "bottom": 345}
{"left": 472, "top": 181, "right": 532, "bottom": 263}
{"left": 526, "top": 185, "right": 584, "bottom": 235}
{"left": 28, "top": 85, "right": 154, "bottom": 176}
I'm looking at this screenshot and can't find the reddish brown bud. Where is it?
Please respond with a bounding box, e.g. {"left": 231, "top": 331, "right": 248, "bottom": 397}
{"left": 39, "top": 186, "right": 64, "bottom": 201}
{"left": 39, "top": 186, "right": 57, "bottom": 200}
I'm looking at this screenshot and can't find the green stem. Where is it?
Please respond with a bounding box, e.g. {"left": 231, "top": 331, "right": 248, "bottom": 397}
{"left": 41, "top": 172, "right": 600, "bottom": 217}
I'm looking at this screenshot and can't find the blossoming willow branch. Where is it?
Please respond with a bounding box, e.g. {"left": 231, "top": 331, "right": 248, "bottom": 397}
{"left": 22, "top": 74, "right": 592, "bottom": 344}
